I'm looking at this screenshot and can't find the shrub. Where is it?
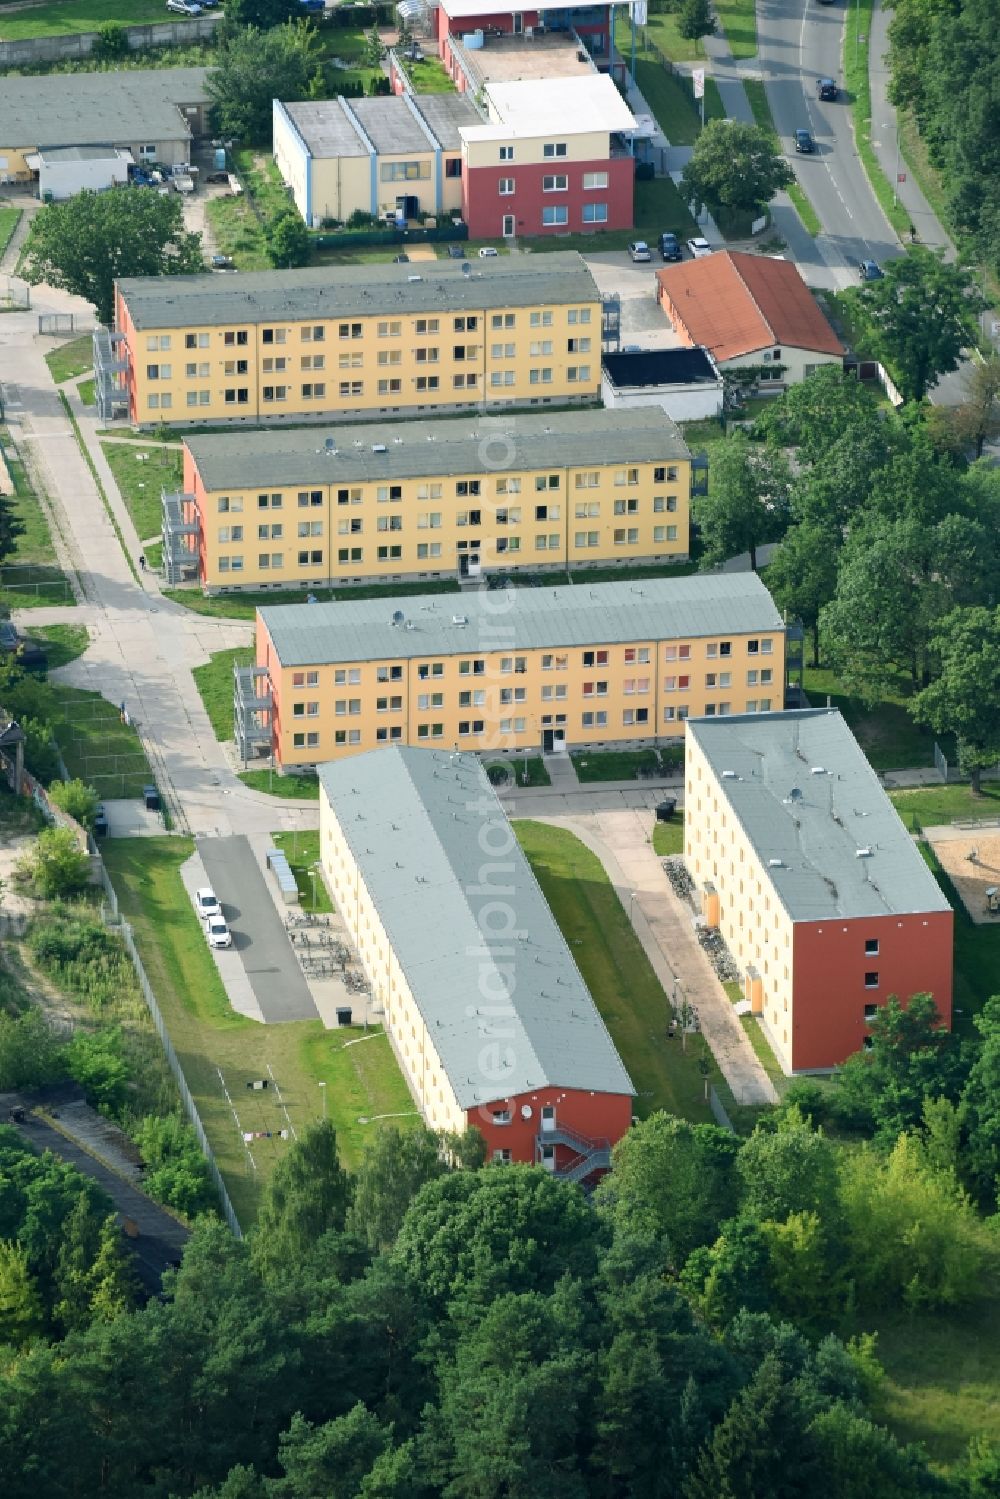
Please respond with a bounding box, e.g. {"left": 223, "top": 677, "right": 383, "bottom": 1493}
{"left": 0, "top": 1008, "right": 66, "bottom": 1091}
{"left": 92, "top": 21, "right": 130, "bottom": 61}
{"left": 28, "top": 906, "right": 138, "bottom": 1013}
{"left": 47, "top": 779, "right": 99, "bottom": 831}
{"left": 65, "top": 1027, "right": 129, "bottom": 1113}
{"left": 136, "top": 1114, "right": 217, "bottom": 1218}
{"left": 16, "top": 827, "right": 90, "bottom": 899}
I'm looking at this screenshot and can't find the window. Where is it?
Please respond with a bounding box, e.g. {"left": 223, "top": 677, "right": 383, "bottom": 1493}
{"left": 338, "top": 322, "right": 363, "bottom": 340}
{"left": 864, "top": 1004, "right": 879, "bottom": 1023}
{"left": 415, "top": 318, "right": 439, "bottom": 335}
{"left": 623, "top": 707, "right": 649, "bottom": 726}
{"left": 146, "top": 335, "right": 171, "bottom": 351}
{"left": 301, "top": 325, "right": 325, "bottom": 342}
{"left": 582, "top": 650, "right": 608, "bottom": 667}
{"left": 530, "top": 310, "right": 553, "bottom": 327}
{"left": 380, "top": 160, "right": 430, "bottom": 181}
{"left": 377, "top": 350, "right": 402, "bottom": 366}
{"left": 582, "top": 171, "right": 609, "bottom": 189}
{"left": 185, "top": 333, "right": 209, "bottom": 349}
{"left": 529, "top": 340, "right": 552, "bottom": 358}
{"left": 378, "top": 378, "right": 402, "bottom": 396}
{"left": 581, "top": 202, "right": 608, "bottom": 224}
{"left": 535, "top": 474, "right": 559, "bottom": 491}
{"left": 542, "top": 174, "right": 568, "bottom": 192}
{"left": 186, "top": 391, "right": 211, "bottom": 407}
{"left": 654, "top": 465, "right": 678, "bottom": 482}
{"left": 499, "top": 177, "right": 515, "bottom": 195}
{"left": 491, "top": 313, "right": 516, "bottom": 330}
{"left": 145, "top": 364, "right": 170, "bottom": 380}
{"left": 262, "top": 385, "right": 287, "bottom": 403}
{"left": 865, "top": 938, "right": 880, "bottom": 956}
{"left": 445, "top": 157, "right": 462, "bottom": 178}
{"left": 377, "top": 320, "right": 402, "bottom": 338}
{"left": 224, "top": 388, "right": 249, "bottom": 406}
{"left": 529, "top": 367, "right": 553, "bottom": 385}
{"left": 223, "top": 330, "right": 248, "bottom": 346}
{"left": 653, "top": 495, "right": 678, "bottom": 512}
{"left": 301, "top": 383, "right": 326, "bottom": 399}
{"left": 454, "top": 316, "right": 478, "bottom": 332}
{"left": 542, "top": 205, "right": 568, "bottom": 226}
{"left": 146, "top": 393, "right": 172, "bottom": 410}
{"left": 864, "top": 972, "right": 879, "bottom": 989}
{"left": 414, "top": 347, "right": 438, "bottom": 363}
{"left": 567, "top": 308, "right": 592, "bottom": 324}
{"left": 415, "top": 373, "right": 441, "bottom": 392}
{"left": 567, "top": 337, "right": 590, "bottom": 354}
{"left": 261, "top": 328, "right": 286, "bottom": 345}
{"left": 185, "top": 362, "right": 210, "bottom": 378}
{"left": 582, "top": 710, "right": 608, "bottom": 728}
{"left": 653, "top": 525, "right": 678, "bottom": 543}
{"left": 613, "top": 528, "right": 639, "bottom": 545}
{"left": 499, "top": 145, "right": 514, "bottom": 161}
{"left": 542, "top": 142, "right": 568, "bottom": 157}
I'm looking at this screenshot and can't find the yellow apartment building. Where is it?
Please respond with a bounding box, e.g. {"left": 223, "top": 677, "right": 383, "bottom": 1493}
{"left": 111, "top": 253, "right": 604, "bottom": 428}
{"left": 236, "top": 573, "right": 787, "bottom": 770}
{"left": 165, "top": 407, "right": 692, "bottom": 589}
{"left": 318, "top": 745, "right": 633, "bottom": 1169}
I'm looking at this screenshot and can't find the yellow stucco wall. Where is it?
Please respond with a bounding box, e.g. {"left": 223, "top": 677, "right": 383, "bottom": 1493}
{"left": 268, "top": 623, "right": 786, "bottom": 768}
{"left": 684, "top": 731, "right": 796, "bottom": 1070}
{"left": 196, "top": 451, "right": 690, "bottom": 589}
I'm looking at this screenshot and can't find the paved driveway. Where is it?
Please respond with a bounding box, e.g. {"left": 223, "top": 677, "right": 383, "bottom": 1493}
{"left": 197, "top": 835, "right": 319, "bottom": 1023}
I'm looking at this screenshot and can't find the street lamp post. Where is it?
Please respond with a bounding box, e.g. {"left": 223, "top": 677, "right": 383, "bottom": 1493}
{"left": 318, "top": 1081, "right": 327, "bottom": 1120}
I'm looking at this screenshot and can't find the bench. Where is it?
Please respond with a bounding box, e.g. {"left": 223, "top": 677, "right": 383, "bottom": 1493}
{"left": 265, "top": 847, "right": 300, "bottom": 905}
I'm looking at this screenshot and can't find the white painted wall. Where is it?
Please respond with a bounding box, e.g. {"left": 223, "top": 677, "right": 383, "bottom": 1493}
{"left": 39, "top": 154, "right": 130, "bottom": 200}
{"left": 601, "top": 372, "right": 723, "bottom": 422}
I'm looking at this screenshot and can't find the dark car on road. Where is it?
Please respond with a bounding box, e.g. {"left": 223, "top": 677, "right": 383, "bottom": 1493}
{"left": 795, "top": 129, "right": 815, "bottom": 153}
{"left": 659, "top": 231, "right": 682, "bottom": 261}
{"left": 817, "top": 76, "right": 838, "bottom": 99}
{"left": 859, "top": 258, "right": 883, "bottom": 280}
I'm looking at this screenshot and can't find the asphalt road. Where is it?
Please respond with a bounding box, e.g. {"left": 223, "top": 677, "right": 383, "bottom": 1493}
{"left": 758, "top": 0, "right": 901, "bottom": 286}
{"left": 197, "top": 835, "right": 319, "bottom": 1023}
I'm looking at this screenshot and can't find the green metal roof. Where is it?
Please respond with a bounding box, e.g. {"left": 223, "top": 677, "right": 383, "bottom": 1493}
{"left": 186, "top": 407, "right": 690, "bottom": 490}
{"left": 261, "top": 573, "right": 784, "bottom": 667}
{"left": 687, "top": 709, "right": 953, "bottom": 922}
{"left": 319, "top": 746, "right": 634, "bottom": 1107}
{"left": 117, "top": 252, "right": 600, "bottom": 331}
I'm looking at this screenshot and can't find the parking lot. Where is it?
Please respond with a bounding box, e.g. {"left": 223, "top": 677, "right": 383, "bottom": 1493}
{"left": 193, "top": 836, "right": 320, "bottom": 1023}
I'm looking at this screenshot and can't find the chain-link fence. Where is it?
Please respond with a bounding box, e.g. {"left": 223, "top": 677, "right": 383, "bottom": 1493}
{"left": 96, "top": 861, "right": 242, "bottom": 1238}
{"left": 0, "top": 564, "right": 75, "bottom": 606}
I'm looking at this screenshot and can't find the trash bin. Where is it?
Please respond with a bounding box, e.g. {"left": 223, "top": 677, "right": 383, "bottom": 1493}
{"left": 336, "top": 1006, "right": 353, "bottom": 1027}
{"left": 655, "top": 798, "right": 677, "bottom": 822}
{"left": 143, "top": 785, "right": 161, "bottom": 811}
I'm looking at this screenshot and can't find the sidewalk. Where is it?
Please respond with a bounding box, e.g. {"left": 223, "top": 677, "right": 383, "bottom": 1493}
{"left": 538, "top": 809, "right": 778, "bottom": 1107}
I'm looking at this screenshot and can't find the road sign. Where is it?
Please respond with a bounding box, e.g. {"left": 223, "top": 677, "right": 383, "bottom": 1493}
{"left": 692, "top": 67, "right": 705, "bottom": 99}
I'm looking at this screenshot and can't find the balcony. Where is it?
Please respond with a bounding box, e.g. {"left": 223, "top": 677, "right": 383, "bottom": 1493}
{"left": 690, "top": 453, "right": 709, "bottom": 497}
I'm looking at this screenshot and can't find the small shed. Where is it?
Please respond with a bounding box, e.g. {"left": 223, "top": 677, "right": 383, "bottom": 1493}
{"left": 601, "top": 347, "right": 724, "bottom": 422}
{"left": 31, "top": 145, "right": 132, "bottom": 201}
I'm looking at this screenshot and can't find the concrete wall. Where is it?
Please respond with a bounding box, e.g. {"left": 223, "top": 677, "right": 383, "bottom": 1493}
{"left": 601, "top": 372, "right": 723, "bottom": 422}
{"left": 0, "top": 14, "right": 220, "bottom": 67}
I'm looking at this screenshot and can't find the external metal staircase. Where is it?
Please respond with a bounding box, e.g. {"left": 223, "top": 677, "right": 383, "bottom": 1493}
{"left": 537, "top": 1122, "right": 612, "bottom": 1183}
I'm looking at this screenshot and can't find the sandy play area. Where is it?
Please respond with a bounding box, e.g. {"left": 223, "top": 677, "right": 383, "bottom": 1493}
{"left": 925, "top": 827, "right": 1000, "bottom": 925}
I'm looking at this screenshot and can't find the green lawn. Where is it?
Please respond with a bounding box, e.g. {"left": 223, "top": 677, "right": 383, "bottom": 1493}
{"left": 631, "top": 55, "right": 709, "bottom": 147}
{"left": 49, "top": 683, "right": 152, "bottom": 798}
{"left": 43, "top": 336, "right": 94, "bottom": 385}
{"left": 804, "top": 665, "right": 946, "bottom": 772}
{"left": 0, "top": 206, "right": 22, "bottom": 260}
{"left": 206, "top": 194, "right": 273, "bottom": 273}
{"left": 400, "top": 55, "right": 455, "bottom": 93}
{"left": 514, "top": 820, "right": 719, "bottom": 1123}
{"left": 714, "top": 0, "right": 757, "bottom": 59}
{"left": 917, "top": 840, "right": 1000, "bottom": 1031}
{"left": 239, "top": 768, "right": 320, "bottom": 799}
{"left": 77, "top": 378, "right": 96, "bottom": 408}
{"left": 163, "top": 577, "right": 459, "bottom": 621}
{"left": 272, "top": 830, "right": 331, "bottom": 912}
{"left": 0, "top": 429, "right": 74, "bottom": 609}
{"left": 192, "top": 646, "right": 253, "bottom": 742}
{"left": 870, "top": 1294, "right": 1000, "bottom": 1467}
{"left": 101, "top": 439, "right": 182, "bottom": 546}
{"left": 33, "top": 623, "right": 90, "bottom": 670}
{"left": 102, "top": 837, "right": 416, "bottom": 1223}
{"left": 321, "top": 23, "right": 369, "bottom": 62}
{"left": 616, "top": 9, "right": 706, "bottom": 64}
{"left": 0, "top": 0, "right": 165, "bottom": 37}
{"left": 652, "top": 813, "right": 684, "bottom": 857}
{"left": 888, "top": 782, "right": 1000, "bottom": 834}
{"left": 484, "top": 757, "right": 551, "bottom": 789}
{"left": 573, "top": 747, "right": 683, "bottom": 782}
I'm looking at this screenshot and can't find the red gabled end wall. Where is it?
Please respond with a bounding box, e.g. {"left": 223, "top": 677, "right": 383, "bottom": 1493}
{"left": 467, "top": 1086, "right": 632, "bottom": 1169}
{"left": 791, "top": 910, "right": 953, "bottom": 1071}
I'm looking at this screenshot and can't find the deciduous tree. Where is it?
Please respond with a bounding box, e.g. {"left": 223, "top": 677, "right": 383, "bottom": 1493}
{"left": 224, "top": 0, "right": 302, "bottom": 31}
{"left": 678, "top": 0, "right": 716, "bottom": 42}
{"left": 346, "top": 1125, "right": 447, "bottom": 1254}
{"left": 22, "top": 189, "right": 202, "bottom": 326}
{"left": 912, "top": 605, "right": 1000, "bottom": 791}
{"left": 47, "top": 778, "right": 99, "bottom": 831}
{"left": 208, "top": 23, "right": 325, "bottom": 143}
{"left": 268, "top": 210, "right": 311, "bottom": 268}
{"left": 16, "top": 825, "right": 90, "bottom": 899}
{"left": 764, "top": 521, "right": 839, "bottom": 666}
{"left": 851, "top": 247, "right": 984, "bottom": 402}
{"left": 682, "top": 120, "right": 793, "bottom": 218}
{"left": 958, "top": 994, "right": 1000, "bottom": 1208}
{"left": 695, "top": 430, "right": 792, "bottom": 571}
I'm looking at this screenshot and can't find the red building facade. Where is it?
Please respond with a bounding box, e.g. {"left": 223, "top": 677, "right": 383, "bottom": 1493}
{"left": 461, "top": 153, "right": 634, "bottom": 238}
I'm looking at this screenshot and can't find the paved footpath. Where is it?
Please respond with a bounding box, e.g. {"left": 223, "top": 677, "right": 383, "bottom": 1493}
{"left": 530, "top": 808, "right": 778, "bottom": 1107}
{"left": 0, "top": 311, "right": 317, "bottom": 838}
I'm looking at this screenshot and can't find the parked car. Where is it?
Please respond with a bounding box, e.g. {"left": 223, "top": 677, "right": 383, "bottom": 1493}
{"left": 92, "top": 804, "right": 109, "bottom": 838}
{"left": 299, "top": 0, "right": 325, "bottom": 10}
{"left": 795, "top": 128, "right": 815, "bottom": 153}
{"left": 205, "top": 171, "right": 229, "bottom": 185}
{"left": 165, "top": 0, "right": 202, "bottom": 14}
{"left": 859, "top": 258, "right": 883, "bottom": 281}
{"left": 393, "top": 253, "right": 410, "bottom": 263}
{"left": 0, "top": 620, "right": 46, "bottom": 673}
{"left": 627, "top": 240, "right": 652, "bottom": 262}
{"left": 817, "top": 76, "right": 838, "bottom": 99}
{"left": 196, "top": 887, "right": 222, "bottom": 920}
{"left": 210, "top": 253, "right": 233, "bottom": 269}
{"left": 478, "top": 246, "right": 499, "bottom": 257}
{"left": 447, "top": 243, "right": 466, "bottom": 259}
{"left": 205, "top": 914, "right": 233, "bottom": 950}
{"left": 686, "top": 236, "right": 712, "bottom": 258}
{"left": 659, "top": 231, "right": 682, "bottom": 261}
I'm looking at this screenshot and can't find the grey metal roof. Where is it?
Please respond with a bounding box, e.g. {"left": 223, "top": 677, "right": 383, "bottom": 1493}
{"left": 283, "top": 99, "right": 367, "bottom": 159}
{"left": 116, "top": 252, "right": 599, "bottom": 330}
{"left": 186, "top": 407, "right": 690, "bottom": 491}
{"left": 350, "top": 97, "right": 429, "bottom": 156}
{"left": 38, "top": 145, "right": 127, "bottom": 163}
{"left": 319, "top": 746, "right": 634, "bottom": 1107}
{"left": 411, "top": 92, "right": 482, "bottom": 149}
{"left": 261, "top": 572, "right": 783, "bottom": 668}
{"left": 687, "top": 709, "right": 952, "bottom": 922}
{"left": 0, "top": 68, "right": 210, "bottom": 150}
